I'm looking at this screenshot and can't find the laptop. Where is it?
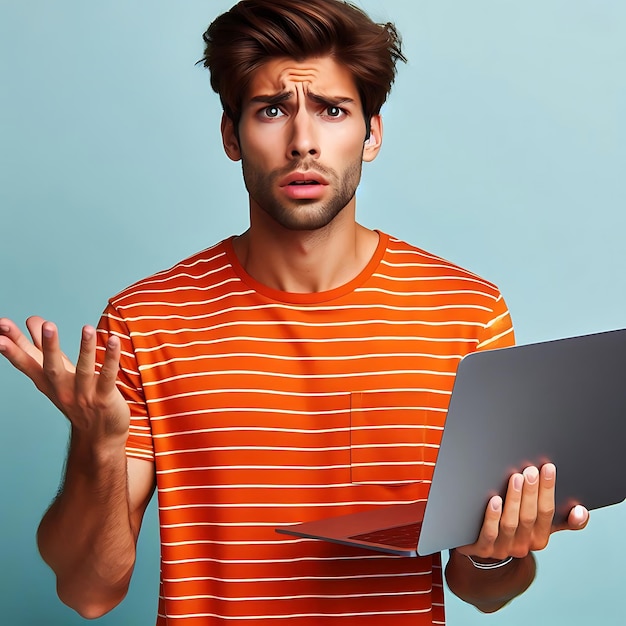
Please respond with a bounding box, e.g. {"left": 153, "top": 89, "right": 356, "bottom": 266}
{"left": 276, "top": 328, "right": 626, "bottom": 556}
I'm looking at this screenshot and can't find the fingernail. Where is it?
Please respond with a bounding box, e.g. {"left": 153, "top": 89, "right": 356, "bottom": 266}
{"left": 543, "top": 464, "right": 556, "bottom": 480}
{"left": 524, "top": 467, "right": 539, "bottom": 484}
{"left": 82, "top": 326, "right": 94, "bottom": 340}
{"left": 43, "top": 326, "right": 54, "bottom": 338}
{"left": 574, "top": 505, "right": 586, "bottom": 524}
{"left": 0, "top": 324, "right": 9, "bottom": 333}
{"left": 491, "top": 497, "right": 502, "bottom": 512}
{"left": 513, "top": 474, "right": 524, "bottom": 491}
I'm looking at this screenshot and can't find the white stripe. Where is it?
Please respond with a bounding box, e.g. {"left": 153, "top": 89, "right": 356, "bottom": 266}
{"left": 371, "top": 272, "right": 493, "bottom": 287}
{"left": 159, "top": 499, "right": 423, "bottom": 511}
{"left": 162, "top": 589, "right": 425, "bottom": 602}
{"left": 118, "top": 289, "right": 255, "bottom": 312}
{"left": 143, "top": 369, "right": 448, "bottom": 392}
{"left": 161, "top": 522, "right": 290, "bottom": 529}
{"left": 159, "top": 608, "right": 433, "bottom": 620}
{"left": 148, "top": 403, "right": 448, "bottom": 423}
{"left": 138, "top": 352, "right": 459, "bottom": 371}
{"left": 115, "top": 299, "right": 492, "bottom": 314}
{"left": 161, "top": 553, "right": 414, "bottom": 565}
{"left": 158, "top": 424, "right": 429, "bottom": 435}
{"left": 121, "top": 247, "right": 225, "bottom": 286}
{"left": 352, "top": 460, "right": 437, "bottom": 468}
{"left": 143, "top": 368, "right": 456, "bottom": 387}
{"left": 132, "top": 334, "right": 470, "bottom": 351}
{"left": 114, "top": 277, "right": 245, "bottom": 301}
{"left": 149, "top": 404, "right": 353, "bottom": 415}
{"left": 356, "top": 287, "right": 499, "bottom": 299}
{"left": 155, "top": 445, "right": 351, "bottom": 457}
{"left": 162, "top": 570, "right": 425, "bottom": 583}
{"left": 162, "top": 539, "right": 304, "bottom": 547}
{"left": 157, "top": 464, "right": 351, "bottom": 475}
{"left": 118, "top": 310, "right": 490, "bottom": 326}
{"left": 158, "top": 473, "right": 432, "bottom": 493}
{"left": 152, "top": 423, "right": 438, "bottom": 439}
{"left": 477, "top": 326, "right": 514, "bottom": 350}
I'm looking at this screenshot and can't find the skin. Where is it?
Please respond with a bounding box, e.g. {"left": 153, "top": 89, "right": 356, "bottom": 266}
{"left": 221, "top": 56, "right": 382, "bottom": 293}
{"left": 0, "top": 317, "right": 155, "bottom": 617}
{"left": 0, "top": 55, "right": 589, "bottom": 617}
{"left": 448, "top": 465, "right": 588, "bottom": 612}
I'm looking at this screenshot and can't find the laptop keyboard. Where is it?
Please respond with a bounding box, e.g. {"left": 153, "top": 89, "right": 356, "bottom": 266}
{"left": 349, "top": 521, "right": 422, "bottom": 549}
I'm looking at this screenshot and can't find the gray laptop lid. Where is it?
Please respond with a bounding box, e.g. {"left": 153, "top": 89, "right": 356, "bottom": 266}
{"left": 417, "top": 326, "right": 626, "bottom": 554}
{"left": 276, "top": 328, "right": 626, "bottom": 556}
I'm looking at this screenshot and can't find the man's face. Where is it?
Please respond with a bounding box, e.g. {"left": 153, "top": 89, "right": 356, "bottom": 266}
{"left": 222, "top": 56, "right": 381, "bottom": 231}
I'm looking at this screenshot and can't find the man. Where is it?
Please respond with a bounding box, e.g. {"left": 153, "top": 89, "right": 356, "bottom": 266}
{"left": 0, "top": 1, "right": 588, "bottom": 624}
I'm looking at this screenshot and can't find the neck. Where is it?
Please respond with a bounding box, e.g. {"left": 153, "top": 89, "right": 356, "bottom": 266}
{"left": 233, "top": 206, "right": 379, "bottom": 293}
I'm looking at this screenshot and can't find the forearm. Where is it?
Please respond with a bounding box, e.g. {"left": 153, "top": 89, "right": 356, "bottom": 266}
{"left": 445, "top": 549, "right": 536, "bottom": 613}
{"left": 37, "top": 429, "right": 136, "bottom": 618}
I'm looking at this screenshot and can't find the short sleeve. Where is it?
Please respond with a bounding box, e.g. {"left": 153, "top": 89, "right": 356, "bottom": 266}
{"left": 476, "top": 292, "right": 515, "bottom": 351}
{"left": 96, "top": 302, "right": 155, "bottom": 461}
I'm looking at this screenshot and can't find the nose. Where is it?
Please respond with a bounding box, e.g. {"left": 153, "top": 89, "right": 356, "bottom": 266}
{"left": 286, "top": 107, "right": 319, "bottom": 160}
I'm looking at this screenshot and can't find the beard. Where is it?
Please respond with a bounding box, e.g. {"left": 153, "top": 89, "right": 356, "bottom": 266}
{"left": 241, "top": 155, "right": 363, "bottom": 232}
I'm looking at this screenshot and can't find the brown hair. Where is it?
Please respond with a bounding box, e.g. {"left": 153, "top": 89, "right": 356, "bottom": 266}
{"left": 201, "top": 0, "right": 406, "bottom": 126}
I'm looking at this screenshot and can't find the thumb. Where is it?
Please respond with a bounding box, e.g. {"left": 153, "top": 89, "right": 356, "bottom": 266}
{"left": 554, "top": 505, "right": 589, "bottom": 532}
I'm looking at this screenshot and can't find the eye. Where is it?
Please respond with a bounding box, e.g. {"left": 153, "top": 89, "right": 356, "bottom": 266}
{"left": 321, "top": 105, "right": 348, "bottom": 121}
{"left": 326, "top": 106, "right": 344, "bottom": 118}
{"left": 261, "top": 106, "right": 285, "bottom": 119}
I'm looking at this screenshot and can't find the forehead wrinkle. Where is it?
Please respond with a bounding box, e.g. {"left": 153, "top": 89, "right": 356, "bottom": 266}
{"left": 246, "top": 58, "right": 362, "bottom": 110}
{"left": 276, "top": 71, "right": 356, "bottom": 107}
{"left": 279, "top": 67, "right": 321, "bottom": 84}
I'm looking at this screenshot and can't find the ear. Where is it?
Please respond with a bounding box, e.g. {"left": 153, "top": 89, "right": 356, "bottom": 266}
{"left": 221, "top": 113, "right": 241, "bottom": 162}
{"left": 363, "top": 114, "right": 383, "bottom": 162}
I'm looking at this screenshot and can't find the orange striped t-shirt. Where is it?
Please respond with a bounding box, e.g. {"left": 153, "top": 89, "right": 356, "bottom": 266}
{"left": 96, "top": 231, "right": 514, "bottom": 625}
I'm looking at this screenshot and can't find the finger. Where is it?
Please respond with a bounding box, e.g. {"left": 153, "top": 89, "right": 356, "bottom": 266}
{"left": 95, "top": 334, "right": 122, "bottom": 396}
{"left": 467, "top": 495, "right": 503, "bottom": 557}
{"left": 0, "top": 318, "right": 47, "bottom": 383}
{"left": 552, "top": 504, "right": 589, "bottom": 533}
{"left": 0, "top": 319, "right": 7, "bottom": 352}
{"left": 496, "top": 473, "right": 524, "bottom": 552}
{"left": 516, "top": 466, "right": 540, "bottom": 544}
{"left": 0, "top": 317, "right": 44, "bottom": 366}
{"left": 567, "top": 505, "right": 589, "bottom": 531}
{"left": 41, "top": 321, "right": 74, "bottom": 384}
{"left": 75, "top": 326, "right": 97, "bottom": 394}
{"left": 25, "top": 316, "right": 46, "bottom": 351}
{"left": 533, "top": 463, "right": 557, "bottom": 542}
{"left": 28, "top": 316, "right": 75, "bottom": 372}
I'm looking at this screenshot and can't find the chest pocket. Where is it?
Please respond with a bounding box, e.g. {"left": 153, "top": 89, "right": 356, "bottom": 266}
{"left": 350, "top": 391, "right": 444, "bottom": 485}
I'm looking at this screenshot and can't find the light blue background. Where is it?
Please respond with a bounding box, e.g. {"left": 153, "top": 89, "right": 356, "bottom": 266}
{"left": 1, "top": 1, "right": 624, "bottom": 624}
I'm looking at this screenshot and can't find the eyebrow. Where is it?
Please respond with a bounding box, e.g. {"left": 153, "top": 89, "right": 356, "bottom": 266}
{"left": 249, "top": 91, "right": 293, "bottom": 106}
{"left": 248, "top": 90, "right": 356, "bottom": 108}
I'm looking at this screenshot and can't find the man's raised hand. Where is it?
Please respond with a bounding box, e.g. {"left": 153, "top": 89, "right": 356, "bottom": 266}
{"left": 0, "top": 316, "right": 129, "bottom": 442}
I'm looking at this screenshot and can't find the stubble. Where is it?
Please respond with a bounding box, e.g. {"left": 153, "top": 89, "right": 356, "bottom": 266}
{"left": 241, "top": 156, "right": 363, "bottom": 232}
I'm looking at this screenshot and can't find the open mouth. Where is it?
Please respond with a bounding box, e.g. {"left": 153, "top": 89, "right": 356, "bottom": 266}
{"left": 289, "top": 180, "right": 320, "bottom": 185}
